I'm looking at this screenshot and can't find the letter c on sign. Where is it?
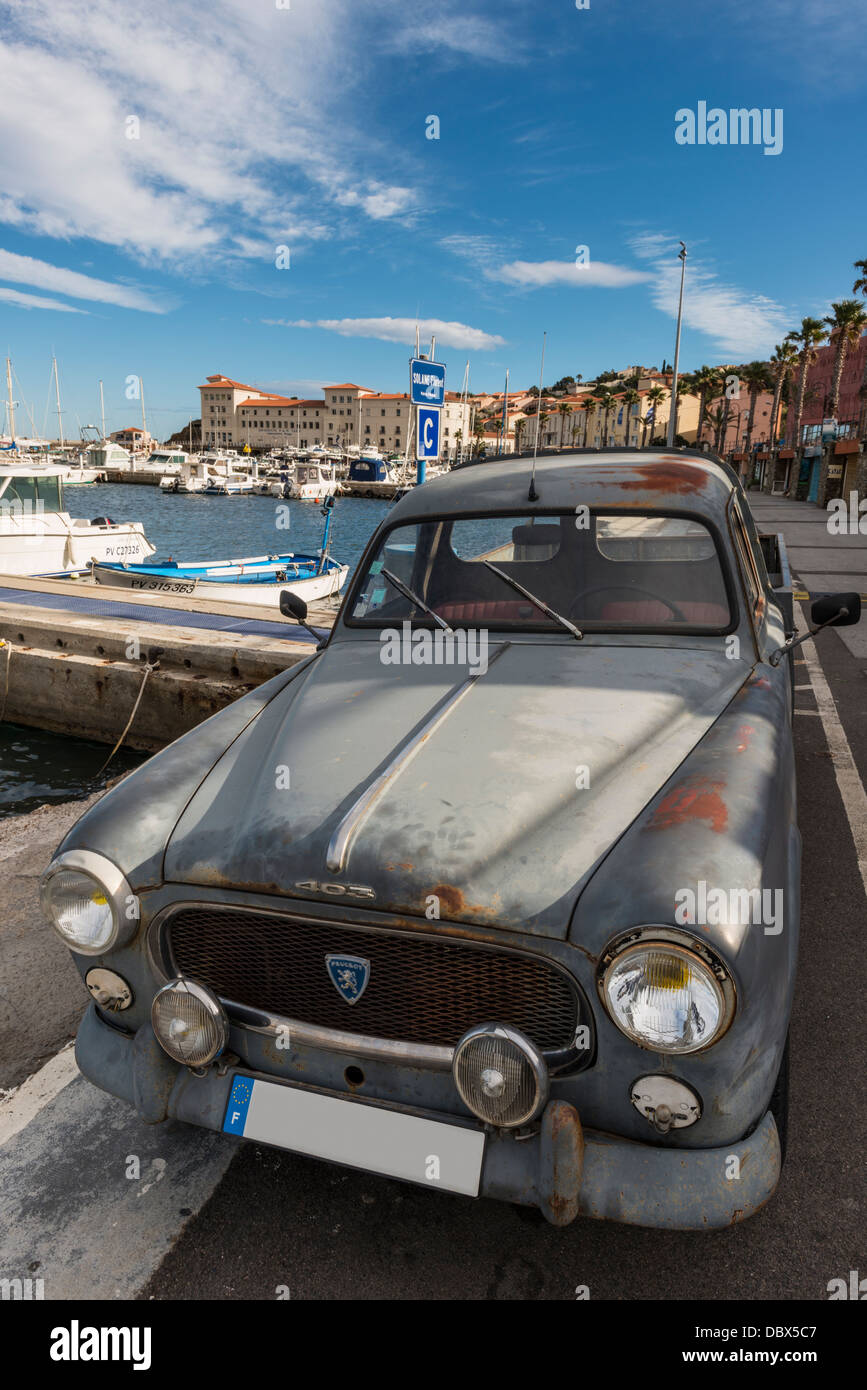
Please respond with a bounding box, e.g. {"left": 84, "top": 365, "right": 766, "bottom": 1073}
{"left": 423, "top": 416, "right": 434, "bottom": 450}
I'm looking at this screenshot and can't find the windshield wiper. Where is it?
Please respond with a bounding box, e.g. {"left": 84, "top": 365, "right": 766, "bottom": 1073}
{"left": 381, "top": 567, "right": 454, "bottom": 632}
{"left": 481, "top": 560, "right": 583, "bottom": 640}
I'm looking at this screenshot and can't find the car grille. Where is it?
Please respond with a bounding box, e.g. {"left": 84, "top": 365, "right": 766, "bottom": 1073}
{"left": 164, "top": 907, "right": 579, "bottom": 1051}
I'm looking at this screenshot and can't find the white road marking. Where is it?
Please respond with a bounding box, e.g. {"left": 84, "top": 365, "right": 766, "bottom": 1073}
{"left": 798, "top": 613, "right": 867, "bottom": 901}
{"left": 794, "top": 709, "right": 820, "bottom": 716}
{"left": 0, "top": 1065, "right": 237, "bottom": 1299}
{"left": 0, "top": 1042, "right": 78, "bottom": 1148}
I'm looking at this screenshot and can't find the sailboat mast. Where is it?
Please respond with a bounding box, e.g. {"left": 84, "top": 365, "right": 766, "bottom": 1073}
{"left": 5, "top": 358, "right": 14, "bottom": 439}
{"left": 53, "top": 356, "right": 64, "bottom": 447}
{"left": 99, "top": 379, "right": 106, "bottom": 440}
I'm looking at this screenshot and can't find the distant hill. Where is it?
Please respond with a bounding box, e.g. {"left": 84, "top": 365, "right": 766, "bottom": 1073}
{"left": 164, "top": 419, "right": 201, "bottom": 447}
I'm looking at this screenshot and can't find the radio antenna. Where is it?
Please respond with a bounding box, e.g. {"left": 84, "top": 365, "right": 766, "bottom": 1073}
{"left": 529, "top": 330, "right": 546, "bottom": 501}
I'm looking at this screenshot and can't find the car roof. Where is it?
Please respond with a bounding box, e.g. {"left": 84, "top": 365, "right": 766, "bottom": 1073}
{"left": 389, "top": 449, "right": 738, "bottom": 524}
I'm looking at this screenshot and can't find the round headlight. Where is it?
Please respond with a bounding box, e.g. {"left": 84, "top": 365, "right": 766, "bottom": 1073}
{"left": 40, "top": 850, "right": 135, "bottom": 957}
{"left": 152, "top": 978, "right": 228, "bottom": 1068}
{"left": 41, "top": 860, "right": 124, "bottom": 954}
{"left": 601, "top": 940, "right": 729, "bottom": 1054}
{"left": 453, "top": 1023, "right": 549, "bottom": 1128}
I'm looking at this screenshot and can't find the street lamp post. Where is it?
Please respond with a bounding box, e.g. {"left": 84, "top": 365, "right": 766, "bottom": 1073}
{"left": 666, "top": 242, "right": 687, "bottom": 448}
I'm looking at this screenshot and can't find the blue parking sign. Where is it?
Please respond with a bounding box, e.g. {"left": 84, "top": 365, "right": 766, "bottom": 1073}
{"left": 417, "top": 407, "right": 441, "bottom": 460}
{"left": 410, "top": 359, "right": 446, "bottom": 407}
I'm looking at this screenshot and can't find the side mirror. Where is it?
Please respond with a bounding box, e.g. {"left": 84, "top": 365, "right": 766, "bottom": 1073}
{"left": 279, "top": 588, "right": 328, "bottom": 651}
{"left": 280, "top": 589, "right": 308, "bottom": 622}
{"left": 769, "top": 589, "right": 862, "bottom": 666}
{"left": 810, "top": 592, "right": 861, "bottom": 627}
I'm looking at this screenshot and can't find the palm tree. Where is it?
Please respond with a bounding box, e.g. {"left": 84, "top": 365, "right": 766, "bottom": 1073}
{"left": 645, "top": 385, "right": 667, "bottom": 444}
{"left": 538, "top": 411, "right": 549, "bottom": 448}
{"left": 558, "top": 401, "right": 572, "bottom": 451}
{"left": 706, "top": 404, "right": 727, "bottom": 454}
{"left": 852, "top": 258, "right": 867, "bottom": 437}
{"left": 785, "top": 317, "right": 827, "bottom": 451}
{"left": 691, "top": 365, "right": 722, "bottom": 445}
{"left": 621, "top": 388, "right": 640, "bottom": 446}
{"left": 741, "top": 361, "right": 773, "bottom": 453}
{"left": 767, "top": 342, "right": 797, "bottom": 449}
{"left": 762, "top": 342, "right": 798, "bottom": 491}
{"left": 582, "top": 397, "right": 597, "bottom": 446}
{"left": 823, "top": 299, "right": 867, "bottom": 422}
{"left": 597, "top": 389, "right": 616, "bottom": 446}
{"left": 514, "top": 419, "right": 525, "bottom": 453}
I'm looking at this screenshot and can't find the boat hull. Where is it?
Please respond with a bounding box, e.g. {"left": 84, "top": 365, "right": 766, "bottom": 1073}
{"left": 0, "top": 520, "right": 154, "bottom": 576}
{"left": 91, "top": 559, "right": 348, "bottom": 606}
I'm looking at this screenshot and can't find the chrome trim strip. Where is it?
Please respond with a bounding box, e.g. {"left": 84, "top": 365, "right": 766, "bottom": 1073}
{"left": 227, "top": 999, "right": 454, "bottom": 1070}
{"left": 325, "top": 642, "right": 509, "bottom": 873}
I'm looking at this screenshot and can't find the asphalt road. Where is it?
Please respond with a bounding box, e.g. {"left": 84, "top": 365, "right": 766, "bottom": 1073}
{"left": 1, "top": 610, "right": 865, "bottom": 1302}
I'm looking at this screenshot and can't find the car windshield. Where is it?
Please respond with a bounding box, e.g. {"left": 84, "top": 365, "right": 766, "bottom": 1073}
{"left": 348, "top": 511, "right": 732, "bottom": 631}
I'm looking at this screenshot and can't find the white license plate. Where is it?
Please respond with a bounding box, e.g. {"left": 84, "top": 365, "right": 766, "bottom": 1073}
{"left": 223, "top": 1075, "right": 486, "bottom": 1196}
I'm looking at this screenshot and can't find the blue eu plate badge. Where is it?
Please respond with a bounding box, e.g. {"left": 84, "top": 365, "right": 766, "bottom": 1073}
{"left": 224, "top": 1075, "right": 254, "bottom": 1135}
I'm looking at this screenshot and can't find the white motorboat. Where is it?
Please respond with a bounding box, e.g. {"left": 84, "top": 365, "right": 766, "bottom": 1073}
{"left": 162, "top": 452, "right": 256, "bottom": 495}
{"left": 84, "top": 440, "right": 131, "bottom": 472}
{"left": 0, "top": 462, "right": 154, "bottom": 575}
{"left": 289, "top": 460, "right": 338, "bottom": 501}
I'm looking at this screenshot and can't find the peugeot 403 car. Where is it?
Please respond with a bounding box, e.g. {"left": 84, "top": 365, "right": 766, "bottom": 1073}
{"left": 40, "top": 449, "right": 861, "bottom": 1228}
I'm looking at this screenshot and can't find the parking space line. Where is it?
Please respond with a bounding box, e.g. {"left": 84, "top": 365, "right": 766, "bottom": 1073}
{"left": 0, "top": 1042, "right": 78, "bottom": 1148}
{"left": 798, "top": 614, "right": 867, "bottom": 903}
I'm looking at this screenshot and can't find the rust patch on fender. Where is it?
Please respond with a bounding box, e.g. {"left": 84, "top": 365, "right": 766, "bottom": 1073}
{"left": 649, "top": 777, "right": 728, "bottom": 833}
{"left": 613, "top": 461, "right": 707, "bottom": 495}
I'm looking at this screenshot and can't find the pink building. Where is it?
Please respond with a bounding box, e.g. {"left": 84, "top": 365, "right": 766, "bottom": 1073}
{"left": 798, "top": 332, "right": 867, "bottom": 442}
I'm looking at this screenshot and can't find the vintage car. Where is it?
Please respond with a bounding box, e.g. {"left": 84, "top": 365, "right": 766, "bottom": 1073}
{"left": 40, "top": 449, "right": 860, "bottom": 1228}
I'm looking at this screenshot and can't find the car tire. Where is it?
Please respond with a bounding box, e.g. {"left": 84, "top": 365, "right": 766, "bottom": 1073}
{"left": 770, "top": 1033, "right": 789, "bottom": 1167}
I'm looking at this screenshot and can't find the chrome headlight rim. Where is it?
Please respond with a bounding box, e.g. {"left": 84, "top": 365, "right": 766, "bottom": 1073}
{"left": 453, "top": 1021, "right": 550, "bottom": 1129}
{"left": 39, "top": 849, "right": 136, "bottom": 957}
{"left": 151, "top": 976, "right": 229, "bottom": 1068}
{"left": 597, "top": 926, "right": 737, "bottom": 1056}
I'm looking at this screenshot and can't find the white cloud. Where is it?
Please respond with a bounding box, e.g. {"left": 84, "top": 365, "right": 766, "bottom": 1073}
{"left": 334, "top": 185, "right": 417, "bottom": 221}
{"left": 272, "top": 316, "right": 506, "bottom": 351}
{"left": 386, "top": 13, "right": 523, "bottom": 63}
{"left": 0, "top": 0, "right": 419, "bottom": 265}
{"left": 0, "top": 287, "right": 86, "bottom": 312}
{"left": 491, "top": 259, "right": 650, "bottom": 289}
{"left": 630, "top": 232, "right": 791, "bottom": 357}
{"left": 0, "top": 248, "right": 165, "bottom": 311}
{"left": 439, "top": 234, "right": 512, "bottom": 273}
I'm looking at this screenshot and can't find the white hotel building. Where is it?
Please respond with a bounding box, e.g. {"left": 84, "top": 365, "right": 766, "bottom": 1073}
{"left": 199, "top": 375, "right": 474, "bottom": 458}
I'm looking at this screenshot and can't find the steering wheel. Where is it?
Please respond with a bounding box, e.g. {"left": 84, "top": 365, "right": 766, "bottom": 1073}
{"left": 568, "top": 584, "right": 688, "bottom": 623}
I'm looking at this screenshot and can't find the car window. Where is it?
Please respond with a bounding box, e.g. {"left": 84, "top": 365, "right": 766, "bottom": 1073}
{"left": 731, "top": 503, "right": 764, "bottom": 620}
{"left": 349, "top": 512, "right": 731, "bottom": 630}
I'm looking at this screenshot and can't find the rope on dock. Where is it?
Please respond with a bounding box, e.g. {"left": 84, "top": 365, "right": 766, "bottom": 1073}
{"left": 97, "top": 652, "right": 162, "bottom": 775}
{"left": 0, "top": 640, "right": 11, "bottom": 723}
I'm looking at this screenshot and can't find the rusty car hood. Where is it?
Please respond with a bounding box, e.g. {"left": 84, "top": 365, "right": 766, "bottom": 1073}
{"left": 163, "top": 639, "right": 749, "bottom": 938}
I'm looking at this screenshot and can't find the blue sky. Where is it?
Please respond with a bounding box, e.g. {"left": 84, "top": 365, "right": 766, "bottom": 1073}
{"left": 1, "top": 0, "right": 866, "bottom": 439}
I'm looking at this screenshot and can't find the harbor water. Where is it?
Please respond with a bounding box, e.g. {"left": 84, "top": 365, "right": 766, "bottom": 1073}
{"left": 65, "top": 485, "right": 391, "bottom": 573}
{"left": 1, "top": 485, "right": 391, "bottom": 814}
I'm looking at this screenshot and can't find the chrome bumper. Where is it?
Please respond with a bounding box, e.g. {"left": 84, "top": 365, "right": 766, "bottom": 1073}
{"left": 76, "top": 1004, "right": 781, "bottom": 1230}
